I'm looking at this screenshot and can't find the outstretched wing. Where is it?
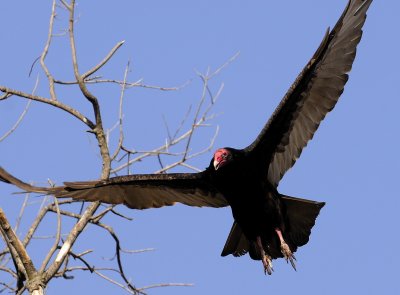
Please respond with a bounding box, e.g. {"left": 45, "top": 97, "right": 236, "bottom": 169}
{"left": 0, "top": 166, "right": 228, "bottom": 209}
{"left": 244, "top": 0, "right": 372, "bottom": 187}
{"left": 0, "top": 166, "right": 49, "bottom": 194}
{"left": 55, "top": 172, "right": 228, "bottom": 209}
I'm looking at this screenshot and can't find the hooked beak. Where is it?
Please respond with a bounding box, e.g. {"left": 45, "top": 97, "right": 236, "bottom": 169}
{"left": 213, "top": 159, "right": 220, "bottom": 170}
{"left": 213, "top": 157, "right": 225, "bottom": 170}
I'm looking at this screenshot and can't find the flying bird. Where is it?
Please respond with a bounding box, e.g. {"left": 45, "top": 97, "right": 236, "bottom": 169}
{"left": 0, "top": 0, "right": 372, "bottom": 274}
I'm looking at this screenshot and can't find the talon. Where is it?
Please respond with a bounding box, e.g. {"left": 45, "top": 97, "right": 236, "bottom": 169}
{"left": 275, "top": 228, "right": 297, "bottom": 271}
{"left": 262, "top": 254, "right": 274, "bottom": 275}
{"left": 289, "top": 257, "right": 296, "bottom": 271}
{"left": 280, "top": 242, "right": 296, "bottom": 271}
{"left": 256, "top": 236, "right": 274, "bottom": 275}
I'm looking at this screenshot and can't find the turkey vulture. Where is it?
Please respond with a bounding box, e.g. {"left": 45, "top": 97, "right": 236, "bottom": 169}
{"left": 0, "top": 0, "right": 372, "bottom": 274}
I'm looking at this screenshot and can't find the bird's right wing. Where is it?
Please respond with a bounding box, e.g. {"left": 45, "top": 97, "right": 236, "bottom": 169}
{"left": 55, "top": 172, "right": 228, "bottom": 209}
{"left": 0, "top": 166, "right": 228, "bottom": 209}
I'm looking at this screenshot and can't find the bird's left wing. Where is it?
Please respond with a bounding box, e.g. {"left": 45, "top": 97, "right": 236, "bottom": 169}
{"left": 244, "top": 0, "right": 372, "bottom": 187}
{"left": 0, "top": 166, "right": 228, "bottom": 209}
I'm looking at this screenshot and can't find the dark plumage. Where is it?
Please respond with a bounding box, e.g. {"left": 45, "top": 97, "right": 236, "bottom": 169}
{"left": 0, "top": 0, "right": 372, "bottom": 274}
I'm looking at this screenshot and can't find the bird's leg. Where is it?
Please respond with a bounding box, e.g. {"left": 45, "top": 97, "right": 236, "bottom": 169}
{"left": 256, "top": 236, "right": 273, "bottom": 275}
{"left": 275, "top": 228, "right": 296, "bottom": 271}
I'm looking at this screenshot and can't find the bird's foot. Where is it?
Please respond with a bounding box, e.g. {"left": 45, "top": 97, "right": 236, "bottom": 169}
{"left": 256, "top": 236, "right": 274, "bottom": 275}
{"left": 280, "top": 242, "right": 296, "bottom": 271}
{"left": 262, "top": 254, "right": 274, "bottom": 275}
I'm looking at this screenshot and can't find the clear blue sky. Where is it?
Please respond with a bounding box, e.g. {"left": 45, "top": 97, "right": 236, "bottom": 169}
{"left": 1, "top": 1, "right": 399, "bottom": 294}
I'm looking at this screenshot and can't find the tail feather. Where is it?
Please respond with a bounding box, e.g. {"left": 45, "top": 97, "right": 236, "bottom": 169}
{"left": 221, "top": 222, "right": 249, "bottom": 257}
{"left": 221, "top": 194, "right": 325, "bottom": 260}
{"left": 281, "top": 194, "right": 325, "bottom": 249}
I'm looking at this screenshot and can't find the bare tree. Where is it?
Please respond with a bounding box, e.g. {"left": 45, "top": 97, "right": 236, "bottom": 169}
{"left": 0, "top": 1, "right": 237, "bottom": 294}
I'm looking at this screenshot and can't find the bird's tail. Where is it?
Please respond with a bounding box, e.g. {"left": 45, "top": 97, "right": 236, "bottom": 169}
{"left": 280, "top": 195, "right": 325, "bottom": 253}
{"left": 221, "top": 194, "right": 325, "bottom": 259}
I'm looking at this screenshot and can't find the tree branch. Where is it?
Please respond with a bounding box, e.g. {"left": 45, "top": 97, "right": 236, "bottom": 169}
{"left": 0, "top": 100, "right": 31, "bottom": 143}
{"left": 39, "top": 198, "right": 62, "bottom": 272}
{"left": 110, "top": 61, "right": 130, "bottom": 161}
{"left": 40, "top": 0, "right": 57, "bottom": 100}
{"left": 43, "top": 201, "right": 101, "bottom": 283}
{"left": 82, "top": 41, "right": 125, "bottom": 79}
{"left": 67, "top": 0, "right": 111, "bottom": 179}
{"left": 0, "top": 208, "right": 36, "bottom": 282}
{"left": 0, "top": 86, "right": 95, "bottom": 129}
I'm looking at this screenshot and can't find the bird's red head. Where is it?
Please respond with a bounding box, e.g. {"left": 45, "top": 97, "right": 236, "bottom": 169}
{"left": 213, "top": 148, "right": 232, "bottom": 170}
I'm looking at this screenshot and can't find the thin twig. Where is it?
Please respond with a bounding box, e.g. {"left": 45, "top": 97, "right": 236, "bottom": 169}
{"left": 138, "top": 283, "right": 194, "bottom": 292}
{"left": 54, "top": 77, "right": 191, "bottom": 92}
{"left": 82, "top": 41, "right": 125, "bottom": 79}
{"left": 109, "top": 209, "right": 133, "bottom": 221}
{"left": 67, "top": 249, "right": 94, "bottom": 272}
{"left": 40, "top": 198, "right": 62, "bottom": 272}
{"left": 0, "top": 280, "right": 17, "bottom": 293}
{"left": 0, "top": 86, "right": 95, "bottom": 129}
{"left": 111, "top": 61, "right": 130, "bottom": 161}
{"left": 0, "top": 100, "right": 32, "bottom": 143}
{"left": 0, "top": 74, "right": 39, "bottom": 143}
{"left": 208, "top": 51, "right": 240, "bottom": 79}
{"left": 13, "top": 194, "right": 30, "bottom": 234}
{"left": 0, "top": 266, "right": 17, "bottom": 278}
{"left": 0, "top": 92, "right": 12, "bottom": 100}
{"left": 121, "top": 248, "right": 155, "bottom": 254}
{"left": 181, "top": 68, "right": 211, "bottom": 161}
{"left": 92, "top": 269, "right": 140, "bottom": 294}
{"left": 40, "top": 0, "right": 58, "bottom": 100}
